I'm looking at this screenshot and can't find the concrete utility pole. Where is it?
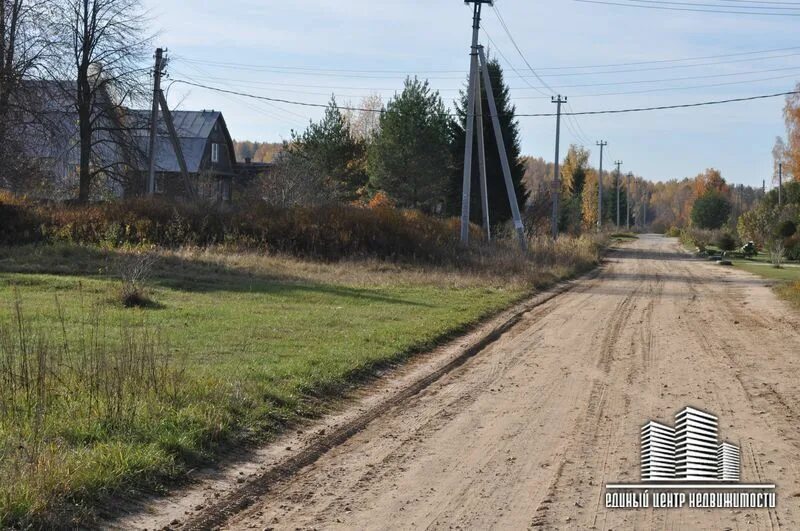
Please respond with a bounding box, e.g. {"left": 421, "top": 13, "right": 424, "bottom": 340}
{"left": 552, "top": 95, "right": 567, "bottom": 239}
{"left": 614, "top": 160, "right": 623, "bottom": 228}
{"left": 460, "top": 1, "right": 525, "bottom": 250}
{"left": 596, "top": 140, "right": 607, "bottom": 231}
{"left": 779, "top": 162, "right": 783, "bottom": 207}
{"left": 474, "top": 68, "right": 490, "bottom": 241}
{"left": 147, "top": 48, "right": 164, "bottom": 195}
{"left": 626, "top": 172, "right": 632, "bottom": 231}
{"left": 478, "top": 46, "right": 526, "bottom": 249}
{"left": 643, "top": 192, "right": 648, "bottom": 230}
{"left": 459, "top": 1, "right": 483, "bottom": 245}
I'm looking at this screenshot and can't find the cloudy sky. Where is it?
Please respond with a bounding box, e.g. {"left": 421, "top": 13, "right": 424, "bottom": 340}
{"left": 145, "top": 0, "right": 798, "bottom": 187}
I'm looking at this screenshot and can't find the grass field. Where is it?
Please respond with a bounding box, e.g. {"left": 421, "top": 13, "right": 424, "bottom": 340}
{"left": 0, "top": 239, "right": 601, "bottom": 527}
{"left": 685, "top": 244, "right": 800, "bottom": 308}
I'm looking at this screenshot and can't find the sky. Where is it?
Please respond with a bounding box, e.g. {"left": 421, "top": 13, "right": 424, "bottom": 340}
{"left": 145, "top": 0, "right": 799, "bottom": 188}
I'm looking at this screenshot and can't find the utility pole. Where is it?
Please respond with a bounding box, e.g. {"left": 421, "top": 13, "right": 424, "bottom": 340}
{"left": 147, "top": 48, "right": 164, "bottom": 195}
{"left": 643, "top": 191, "right": 648, "bottom": 230}
{"left": 614, "top": 160, "right": 622, "bottom": 228}
{"left": 779, "top": 162, "right": 783, "bottom": 207}
{"left": 146, "top": 47, "right": 195, "bottom": 199}
{"left": 460, "top": 1, "right": 524, "bottom": 249}
{"left": 474, "top": 68, "right": 490, "bottom": 241}
{"left": 478, "top": 46, "right": 526, "bottom": 249}
{"left": 459, "top": 1, "right": 483, "bottom": 245}
{"left": 552, "top": 95, "right": 567, "bottom": 239}
{"left": 596, "top": 140, "right": 607, "bottom": 231}
{"left": 626, "top": 171, "right": 631, "bottom": 231}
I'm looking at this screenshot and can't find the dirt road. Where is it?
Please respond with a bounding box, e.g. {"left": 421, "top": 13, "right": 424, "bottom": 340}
{"left": 127, "top": 235, "right": 800, "bottom": 530}
{"left": 217, "top": 235, "right": 800, "bottom": 530}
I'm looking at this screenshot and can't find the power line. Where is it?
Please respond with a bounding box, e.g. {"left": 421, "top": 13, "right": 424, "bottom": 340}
{"left": 170, "top": 79, "right": 799, "bottom": 118}
{"left": 176, "top": 45, "right": 800, "bottom": 76}
{"left": 574, "top": 0, "right": 800, "bottom": 15}
{"left": 516, "top": 71, "right": 800, "bottom": 99}
{"left": 171, "top": 64, "right": 800, "bottom": 98}
{"left": 517, "top": 90, "right": 799, "bottom": 116}
{"left": 487, "top": 5, "right": 593, "bottom": 145}
{"left": 626, "top": 0, "right": 800, "bottom": 9}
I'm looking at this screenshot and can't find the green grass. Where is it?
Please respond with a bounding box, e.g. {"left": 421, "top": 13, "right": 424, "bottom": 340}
{"left": 609, "top": 232, "right": 638, "bottom": 241}
{"left": 704, "top": 252, "right": 800, "bottom": 309}
{"left": 0, "top": 242, "right": 603, "bottom": 528}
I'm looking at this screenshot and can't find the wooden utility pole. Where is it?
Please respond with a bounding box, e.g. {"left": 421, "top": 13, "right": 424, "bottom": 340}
{"left": 158, "top": 91, "right": 195, "bottom": 198}
{"left": 147, "top": 47, "right": 195, "bottom": 199}
{"left": 147, "top": 48, "right": 164, "bottom": 195}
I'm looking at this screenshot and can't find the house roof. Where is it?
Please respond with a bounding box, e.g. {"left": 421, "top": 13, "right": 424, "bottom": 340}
{"left": 130, "top": 110, "right": 234, "bottom": 174}
{"left": 14, "top": 81, "right": 237, "bottom": 176}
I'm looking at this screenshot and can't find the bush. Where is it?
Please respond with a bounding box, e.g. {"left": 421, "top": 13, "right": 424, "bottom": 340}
{"left": 785, "top": 234, "right": 800, "bottom": 261}
{"left": 716, "top": 232, "right": 737, "bottom": 253}
{"left": 682, "top": 228, "right": 720, "bottom": 253}
{"left": 118, "top": 252, "right": 158, "bottom": 307}
{"left": 665, "top": 226, "right": 681, "bottom": 238}
{"left": 0, "top": 192, "right": 43, "bottom": 245}
{"left": 776, "top": 219, "right": 798, "bottom": 239}
{"left": 0, "top": 197, "right": 482, "bottom": 266}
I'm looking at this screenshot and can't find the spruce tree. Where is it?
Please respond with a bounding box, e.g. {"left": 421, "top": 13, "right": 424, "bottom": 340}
{"left": 448, "top": 58, "right": 528, "bottom": 225}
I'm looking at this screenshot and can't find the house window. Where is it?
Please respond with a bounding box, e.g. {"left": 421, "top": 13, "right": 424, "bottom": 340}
{"left": 211, "top": 143, "right": 220, "bottom": 163}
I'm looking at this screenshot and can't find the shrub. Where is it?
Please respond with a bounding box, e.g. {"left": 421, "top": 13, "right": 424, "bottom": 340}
{"left": 665, "top": 226, "right": 681, "bottom": 238}
{"left": 769, "top": 238, "right": 786, "bottom": 268}
{"left": 776, "top": 219, "right": 798, "bottom": 239}
{"left": 716, "top": 232, "right": 737, "bottom": 253}
{"left": 785, "top": 234, "right": 800, "bottom": 261}
{"left": 118, "top": 252, "right": 158, "bottom": 307}
{"left": 683, "top": 228, "right": 720, "bottom": 253}
{"left": 0, "top": 197, "right": 475, "bottom": 265}
{"left": 0, "top": 192, "right": 43, "bottom": 245}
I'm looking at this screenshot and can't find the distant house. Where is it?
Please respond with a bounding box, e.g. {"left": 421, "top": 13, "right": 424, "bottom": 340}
{"left": 132, "top": 109, "right": 238, "bottom": 201}
{"left": 10, "top": 80, "right": 267, "bottom": 202}
{"left": 10, "top": 80, "right": 130, "bottom": 199}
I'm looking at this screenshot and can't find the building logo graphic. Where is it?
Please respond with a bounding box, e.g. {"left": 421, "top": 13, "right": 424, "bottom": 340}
{"left": 641, "top": 406, "right": 739, "bottom": 482}
{"left": 605, "top": 406, "right": 776, "bottom": 510}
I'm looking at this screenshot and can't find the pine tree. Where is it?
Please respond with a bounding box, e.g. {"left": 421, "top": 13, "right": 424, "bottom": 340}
{"left": 367, "top": 77, "right": 453, "bottom": 209}
{"left": 448, "top": 58, "right": 528, "bottom": 225}
{"left": 291, "top": 97, "right": 367, "bottom": 201}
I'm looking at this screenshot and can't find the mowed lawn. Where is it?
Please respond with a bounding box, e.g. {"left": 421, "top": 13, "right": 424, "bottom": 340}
{"left": 0, "top": 245, "right": 531, "bottom": 526}
{"left": 732, "top": 258, "right": 800, "bottom": 307}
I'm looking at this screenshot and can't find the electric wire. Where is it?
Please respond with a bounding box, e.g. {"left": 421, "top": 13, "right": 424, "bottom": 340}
{"left": 169, "top": 80, "right": 799, "bottom": 118}
{"left": 574, "top": 0, "right": 800, "bottom": 15}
